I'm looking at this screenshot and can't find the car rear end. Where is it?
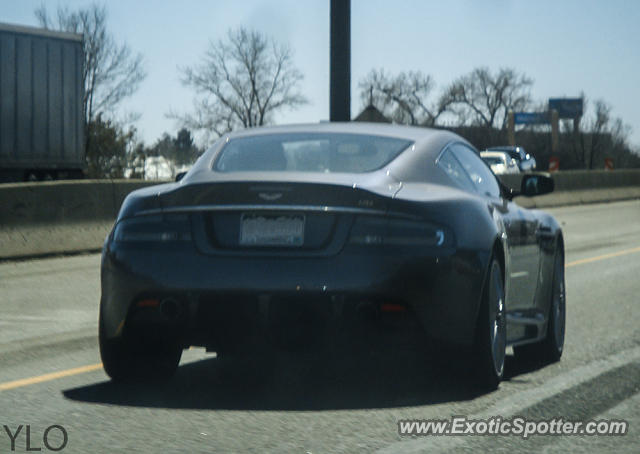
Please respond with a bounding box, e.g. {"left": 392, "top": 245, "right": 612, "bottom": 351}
{"left": 487, "top": 146, "right": 536, "bottom": 172}
{"left": 102, "top": 180, "right": 470, "bottom": 353}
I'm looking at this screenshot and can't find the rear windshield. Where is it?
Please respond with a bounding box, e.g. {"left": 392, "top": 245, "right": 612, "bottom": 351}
{"left": 214, "top": 133, "right": 413, "bottom": 173}
{"left": 482, "top": 156, "right": 504, "bottom": 165}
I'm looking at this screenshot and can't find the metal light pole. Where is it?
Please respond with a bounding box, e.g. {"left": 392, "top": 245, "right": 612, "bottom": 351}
{"left": 330, "top": 0, "right": 351, "bottom": 122}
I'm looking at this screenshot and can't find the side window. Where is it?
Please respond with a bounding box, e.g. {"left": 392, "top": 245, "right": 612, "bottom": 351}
{"left": 436, "top": 148, "right": 475, "bottom": 193}
{"left": 450, "top": 143, "right": 501, "bottom": 198}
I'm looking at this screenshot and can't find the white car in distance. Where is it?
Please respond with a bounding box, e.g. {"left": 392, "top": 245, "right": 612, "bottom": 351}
{"left": 480, "top": 151, "right": 520, "bottom": 175}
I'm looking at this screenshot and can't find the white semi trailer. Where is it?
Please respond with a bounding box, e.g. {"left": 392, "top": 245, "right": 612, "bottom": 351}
{"left": 0, "top": 22, "right": 85, "bottom": 182}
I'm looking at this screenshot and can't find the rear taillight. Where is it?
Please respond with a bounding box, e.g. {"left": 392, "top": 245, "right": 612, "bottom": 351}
{"left": 136, "top": 298, "right": 160, "bottom": 308}
{"left": 380, "top": 303, "right": 406, "bottom": 313}
{"left": 114, "top": 214, "right": 192, "bottom": 243}
{"left": 348, "top": 216, "right": 452, "bottom": 248}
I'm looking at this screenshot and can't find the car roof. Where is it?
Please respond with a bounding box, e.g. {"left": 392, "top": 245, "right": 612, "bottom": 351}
{"left": 222, "top": 121, "right": 458, "bottom": 143}
{"left": 487, "top": 145, "right": 526, "bottom": 154}
{"left": 480, "top": 151, "right": 509, "bottom": 158}
{"left": 487, "top": 145, "right": 520, "bottom": 150}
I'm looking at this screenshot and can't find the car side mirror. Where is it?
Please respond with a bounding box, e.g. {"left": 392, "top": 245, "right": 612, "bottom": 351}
{"left": 520, "top": 173, "right": 554, "bottom": 197}
{"left": 175, "top": 171, "right": 187, "bottom": 182}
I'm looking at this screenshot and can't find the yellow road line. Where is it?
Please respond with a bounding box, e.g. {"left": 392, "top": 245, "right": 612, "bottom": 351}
{"left": 566, "top": 246, "right": 640, "bottom": 268}
{"left": 0, "top": 363, "right": 102, "bottom": 392}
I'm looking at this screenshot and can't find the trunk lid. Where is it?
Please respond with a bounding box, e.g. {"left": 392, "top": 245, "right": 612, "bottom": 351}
{"left": 154, "top": 172, "right": 400, "bottom": 254}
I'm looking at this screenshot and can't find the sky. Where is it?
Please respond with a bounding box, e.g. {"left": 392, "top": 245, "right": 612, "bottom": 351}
{"left": 3, "top": 0, "right": 640, "bottom": 148}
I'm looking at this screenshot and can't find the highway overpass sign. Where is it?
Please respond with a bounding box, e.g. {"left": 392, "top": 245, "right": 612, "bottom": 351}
{"left": 549, "top": 98, "right": 584, "bottom": 118}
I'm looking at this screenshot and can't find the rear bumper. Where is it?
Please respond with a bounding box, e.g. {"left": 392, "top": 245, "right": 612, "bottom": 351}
{"left": 100, "top": 240, "right": 488, "bottom": 348}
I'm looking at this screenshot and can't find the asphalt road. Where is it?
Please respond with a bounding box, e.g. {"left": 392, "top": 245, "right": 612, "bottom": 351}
{"left": 1, "top": 200, "right": 639, "bottom": 453}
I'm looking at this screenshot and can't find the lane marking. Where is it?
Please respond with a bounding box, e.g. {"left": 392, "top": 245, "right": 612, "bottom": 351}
{"left": 0, "top": 363, "right": 102, "bottom": 392}
{"left": 566, "top": 245, "right": 640, "bottom": 268}
{"left": 377, "top": 345, "right": 640, "bottom": 453}
{"left": 0, "top": 349, "right": 211, "bottom": 393}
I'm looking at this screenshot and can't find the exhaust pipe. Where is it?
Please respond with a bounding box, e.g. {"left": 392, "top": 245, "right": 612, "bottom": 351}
{"left": 160, "top": 298, "right": 182, "bottom": 320}
{"left": 356, "top": 301, "right": 379, "bottom": 321}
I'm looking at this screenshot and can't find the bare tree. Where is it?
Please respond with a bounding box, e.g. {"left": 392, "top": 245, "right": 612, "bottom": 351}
{"left": 358, "top": 69, "right": 450, "bottom": 126}
{"left": 571, "top": 98, "right": 632, "bottom": 169}
{"left": 444, "top": 67, "right": 532, "bottom": 131}
{"left": 174, "top": 28, "right": 307, "bottom": 140}
{"left": 35, "top": 3, "right": 146, "bottom": 127}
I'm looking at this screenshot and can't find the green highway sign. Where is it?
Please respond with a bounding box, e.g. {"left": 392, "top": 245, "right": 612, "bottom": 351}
{"left": 548, "top": 98, "right": 583, "bottom": 118}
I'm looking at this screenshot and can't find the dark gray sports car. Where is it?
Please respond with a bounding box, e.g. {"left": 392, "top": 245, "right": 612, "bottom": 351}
{"left": 99, "top": 122, "right": 565, "bottom": 388}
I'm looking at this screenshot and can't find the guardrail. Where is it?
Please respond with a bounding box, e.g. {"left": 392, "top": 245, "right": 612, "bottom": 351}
{"left": 1, "top": 170, "right": 639, "bottom": 259}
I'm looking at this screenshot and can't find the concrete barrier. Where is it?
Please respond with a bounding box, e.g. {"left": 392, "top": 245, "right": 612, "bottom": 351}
{"left": 498, "top": 169, "right": 640, "bottom": 208}
{"left": 1, "top": 170, "right": 639, "bottom": 259}
{"left": 0, "top": 180, "right": 160, "bottom": 259}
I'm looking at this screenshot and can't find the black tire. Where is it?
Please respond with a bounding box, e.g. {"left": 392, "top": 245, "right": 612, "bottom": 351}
{"left": 514, "top": 249, "right": 566, "bottom": 363}
{"left": 473, "top": 257, "right": 506, "bottom": 390}
{"left": 99, "top": 310, "right": 182, "bottom": 382}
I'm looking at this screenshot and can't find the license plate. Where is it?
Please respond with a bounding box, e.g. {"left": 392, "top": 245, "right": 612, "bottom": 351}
{"left": 239, "top": 213, "right": 305, "bottom": 246}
